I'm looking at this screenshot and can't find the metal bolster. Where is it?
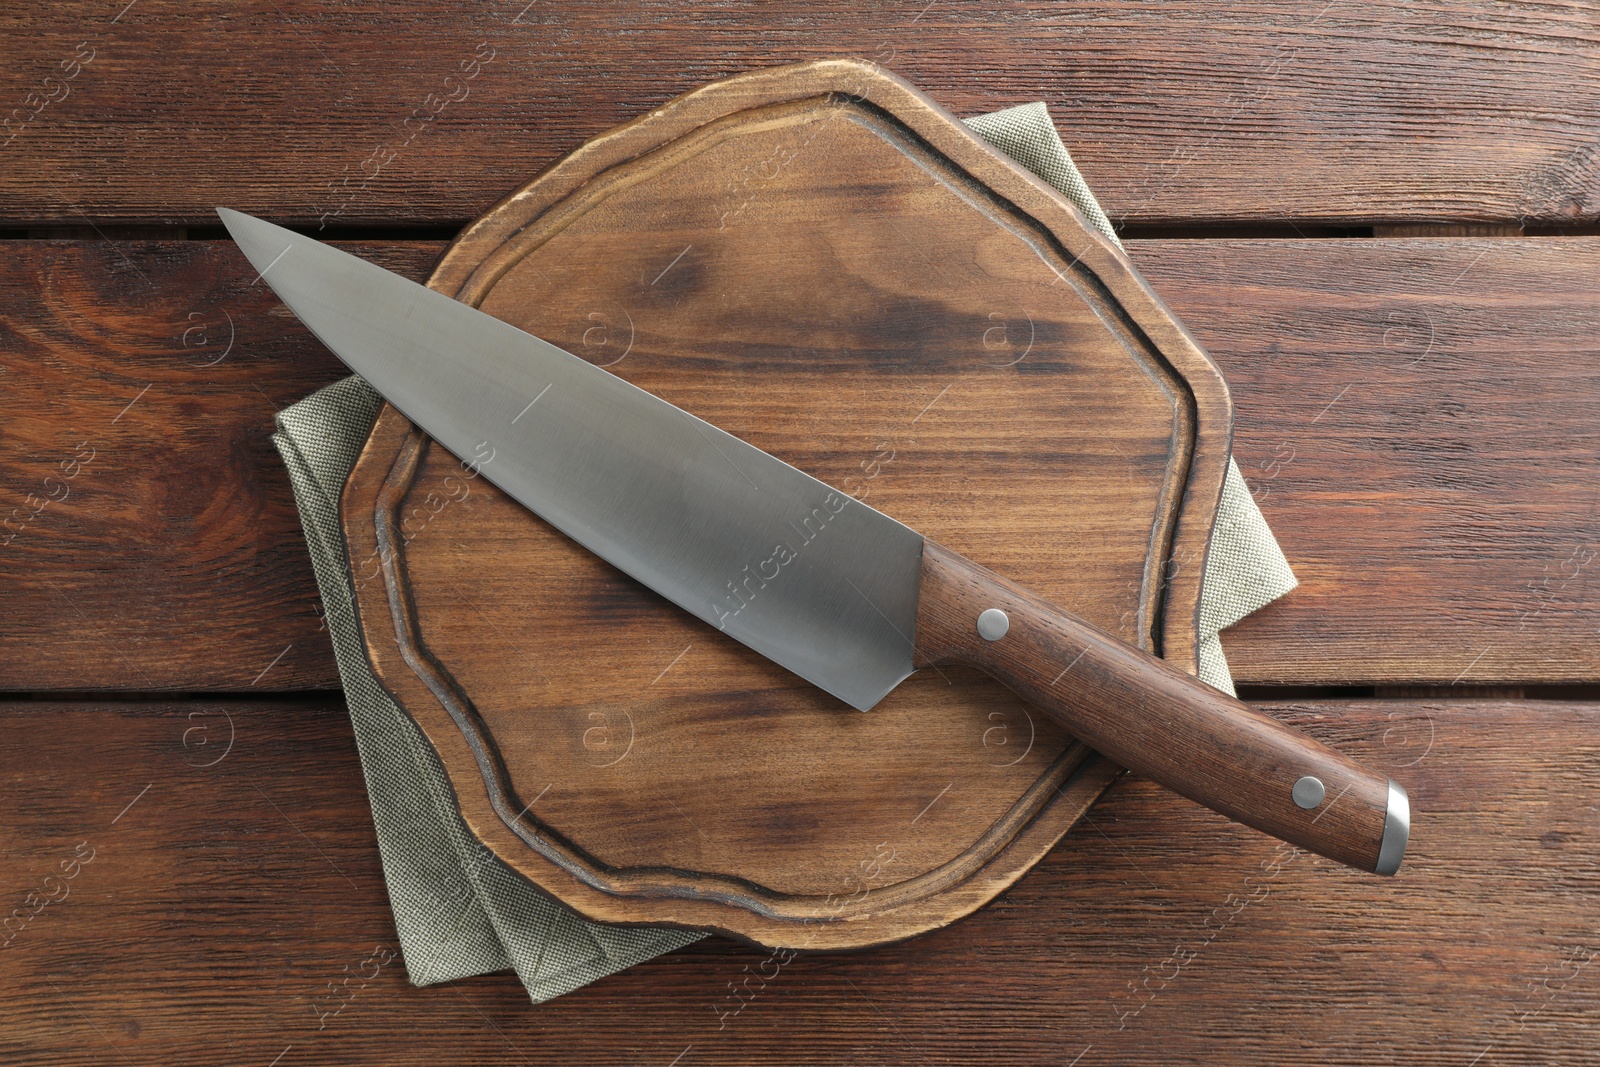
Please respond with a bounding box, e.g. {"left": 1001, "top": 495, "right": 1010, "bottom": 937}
{"left": 1375, "top": 779, "right": 1410, "bottom": 876}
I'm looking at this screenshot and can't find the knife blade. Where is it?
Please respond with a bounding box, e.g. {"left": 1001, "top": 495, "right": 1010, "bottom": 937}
{"left": 220, "top": 207, "right": 1408, "bottom": 876}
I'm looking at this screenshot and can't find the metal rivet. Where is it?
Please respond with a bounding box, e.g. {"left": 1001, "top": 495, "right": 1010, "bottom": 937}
{"left": 977, "top": 608, "right": 1010, "bottom": 641}
{"left": 1292, "top": 775, "right": 1326, "bottom": 810}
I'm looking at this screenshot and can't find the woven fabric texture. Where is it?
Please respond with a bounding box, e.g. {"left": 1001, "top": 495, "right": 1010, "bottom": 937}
{"left": 274, "top": 378, "right": 705, "bottom": 1003}
{"left": 270, "top": 101, "right": 1296, "bottom": 1003}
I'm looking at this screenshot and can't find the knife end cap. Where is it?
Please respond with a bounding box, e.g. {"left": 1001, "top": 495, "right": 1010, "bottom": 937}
{"left": 1375, "top": 778, "right": 1410, "bottom": 876}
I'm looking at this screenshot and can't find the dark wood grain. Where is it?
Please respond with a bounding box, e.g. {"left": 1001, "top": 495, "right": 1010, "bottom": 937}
{"left": 914, "top": 540, "right": 1396, "bottom": 873}
{"left": 339, "top": 59, "right": 1232, "bottom": 948}
{"left": 4, "top": 237, "right": 1598, "bottom": 691}
{"left": 3, "top": 2, "right": 1599, "bottom": 228}
{"left": 0, "top": 240, "right": 438, "bottom": 691}
{"left": 1131, "top": 236, "right": 1600, "bottom": 686}
{"left": 2, "top": 13, "right": 1592, "bottom": 1064}
{"left": 2, "top": 697, "right": 1593, "bottom": 1065}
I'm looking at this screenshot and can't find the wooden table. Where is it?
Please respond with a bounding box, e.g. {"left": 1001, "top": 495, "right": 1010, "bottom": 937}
{"left": 3, "top": 4, "right": 1598, "bottom": 1064}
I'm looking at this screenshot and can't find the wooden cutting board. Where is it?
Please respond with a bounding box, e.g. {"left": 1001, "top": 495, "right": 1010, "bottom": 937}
{"left": 341, "top": 58, "right": 1232, "bottom": 949}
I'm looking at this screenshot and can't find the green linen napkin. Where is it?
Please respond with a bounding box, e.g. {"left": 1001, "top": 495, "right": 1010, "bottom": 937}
{"left": 270, "top": 102, "right": 1296, "bottom": 1004}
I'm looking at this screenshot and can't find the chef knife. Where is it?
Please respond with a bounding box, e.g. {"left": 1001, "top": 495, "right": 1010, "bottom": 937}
{"left": 220, "top": 208, "right": 1408, "bottom": 875}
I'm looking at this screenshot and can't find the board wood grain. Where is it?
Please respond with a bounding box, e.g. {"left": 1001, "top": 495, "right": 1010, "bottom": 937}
{"left": 1, "top": 698, "right": 1592, "bottom": 1065}
{"left": 340, "top": 59, "right": 1232, "bottom": 948}
{"left": 4, "top": 238, "right": 1597, "bottom": 691}
{"left": 2, "top": 2, "right": 1598, "bottom": 228}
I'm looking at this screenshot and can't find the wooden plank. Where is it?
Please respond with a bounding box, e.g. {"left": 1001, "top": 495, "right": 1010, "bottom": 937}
{"left": 1130, "top": 236, "right": 1600, "bottom": 684}
{"left": 4, "top": 237, "right": 1596, "bottom": 691}
{"left": 0, "top": 240, "right": 439, "bottom": 691}
{"left": 2, "top": 697, "right": 1595, "bottom": 1065}
{"left": 2, "top": 2, "right": 1598, "bottom": 227}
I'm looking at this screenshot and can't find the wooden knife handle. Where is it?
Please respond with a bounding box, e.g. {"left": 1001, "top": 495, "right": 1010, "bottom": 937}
{"left": 914, "top": 541, "right": 1409, "bottom": 874}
